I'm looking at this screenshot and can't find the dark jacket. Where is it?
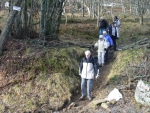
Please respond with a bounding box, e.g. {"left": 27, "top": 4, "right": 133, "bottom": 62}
{"left": 99, "top": 19, "right": 109, "bottom": 30}
{"left": 79, "top": 56, "right": 98, "bottom": 79}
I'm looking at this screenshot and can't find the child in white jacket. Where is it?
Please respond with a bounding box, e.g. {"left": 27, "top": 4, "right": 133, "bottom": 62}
{"left": 94, "top": 35, "right": 109, "bottom": 66}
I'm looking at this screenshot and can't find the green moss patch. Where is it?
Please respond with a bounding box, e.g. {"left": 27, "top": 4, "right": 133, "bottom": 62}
{"left": 0, "top": 47, "right": 86, "bottom": 112}
{"left": 107, "top": 48, "right": 149, "bottom": 84}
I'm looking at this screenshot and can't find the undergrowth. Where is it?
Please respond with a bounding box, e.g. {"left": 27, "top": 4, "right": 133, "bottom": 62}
{"left": 108, "top": 48, "right": 150, "bottom": 85}
{"left": 1, "top": 12, "right": 150, "bottom": 112}
{"left": 0, "top": 47, "right": 86, "bottom": 112}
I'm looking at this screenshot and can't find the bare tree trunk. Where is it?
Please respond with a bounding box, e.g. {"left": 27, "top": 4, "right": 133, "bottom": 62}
{"left": 89, "top": 1, "right": 92, "bottom": 18}
{"left": 9, "top": 0, "right": 11, "bottom": 13}
{"left": 0, "top": 0, "right": 22, "bottom": 54}
{"left": 56, "top": 1, "right": 64, "bottom": 37}
{"left": 71, "top": 1, "right": 75, "bottom": 18}
{"left": 97, "top": 1, "right": 100, "bottom": 27}
{"left": 129, "top": 0, "right": 132, "bottom": 13}
{"left": 92, "top": 0, "right": 96, "bottom": 18}
{"left": 14, "top": 11, "right": 22, "bottom": 38}
{"left": 0, "top": 1, "right": 1, "bottom": 10}
{"left": 40, "top": 0, "right": 46, "bottom": 36}
{"left": 86, "top": 5, "right": 90, "bottom": 16}
{"left": 82, "top": 0, "right": 84, "bottom": 17}
{"left": 135, "top": 0, "right": 148, "bottom": 25}
{"left": 121, "top": 0, "right": 125, "bottom": 14}
{"left": 140, "top": 15, "right": 144, "bottom": 25}
{"left": 133, "top": 9, "right": 136, "bottom": 21}
{"left": 110, "top": 0, "right": 114, "bottom": 20}
{"left": 23, "top": 0, "right": 28, "bottom": 28}
{"left": 100, "top": 0, "right": 103, "bottom": 14}
{"left": 62, "top": 1, "right": 66, "bottom": 14}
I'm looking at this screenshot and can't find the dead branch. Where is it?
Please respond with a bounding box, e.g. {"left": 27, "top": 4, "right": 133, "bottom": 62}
{"left": 131, "top": 75, "right": 150, "bottom": 82}
{"left": 121, "top": 38, "right": 148, "bottom": 50}
{"left": 27, "top": 39, "right": 93, "bottom": 48}
{"left": 117, "top": 84, "right": 136, "bottom": 90}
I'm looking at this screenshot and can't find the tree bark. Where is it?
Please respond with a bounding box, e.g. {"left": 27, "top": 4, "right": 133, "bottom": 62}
{"left": 23, "top": 0, "right": 28, "bottom": 28}
{"left": 0, "top": 0, "right": 22, "bottom": 54}
{"left": 14, "top": 10, "right": 22, "bottom": 38}
{"left": 110, "top": 0, "right": 114, "bottom": 20}
{"left": 40, "top": 0, "right": 46, "bottom": 36}
{"left": 97, "top": 1, "right": 100, "bottom": 27}
{"left": 140, "top": 15, "right": 144, "bottom": 25}
{"left": 82, "top": 0, "right": 84, "bottom": 17}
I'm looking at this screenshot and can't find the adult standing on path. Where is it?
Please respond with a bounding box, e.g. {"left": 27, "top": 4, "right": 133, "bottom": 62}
{"left": 103, "top": 31, "right": 113, "bottom": 62}
{"left": 99, "top": 17, "right": 109, "bottom": 35}
{"left": 108, "top": 22, "right": 117, "bottom": 51}
{"left": 79, "top": 50, "right": 99, "bottom": 101}
{"left": 114, "top": 16, "right": 120, "bottom": 38}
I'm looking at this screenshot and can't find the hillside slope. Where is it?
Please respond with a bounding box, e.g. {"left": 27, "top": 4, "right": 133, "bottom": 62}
{"left": 1, "top": 12, "right": 150, "bottom": 112}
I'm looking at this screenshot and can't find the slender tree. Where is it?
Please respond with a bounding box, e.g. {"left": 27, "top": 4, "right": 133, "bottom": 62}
{"left": 0, "top": 0, "right": 22, "bottom": 54}
{"left": 23, "top": 0, "right": 28, "bottom": 28}
{"left": 40, "top": 0, "right": 46, "bottom": 36}
{"left": 137, "top": 0, "right": 149, "bottom": 25}
{"left": 82, "top": 0, "right": 85, "bottom": 17}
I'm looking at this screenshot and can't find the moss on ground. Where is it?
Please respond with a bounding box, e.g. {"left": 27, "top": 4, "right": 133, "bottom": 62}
{"left": 107, "top": 48, "right": 150, "bottom": 85}
{"left": 1, "top": 14, "right": 150, "bottom": 112}
{"left": 0, "top": 47, "right": 86, "bottom": 112}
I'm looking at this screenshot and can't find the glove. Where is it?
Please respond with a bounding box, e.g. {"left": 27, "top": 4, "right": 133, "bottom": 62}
{"left": 92, "top": 45, "right": 94, "bottom": 48}
{"left": 95, "top": 75, "right": 99, "bottom": 79}
{"left": 104, "top": 48, "right": 107, "bottom": 51}
{"left": 112, "top": 46, "right": 114, "bottom": 50}
{"left": 110, "top": 46, "right": 113, "bottom": 50}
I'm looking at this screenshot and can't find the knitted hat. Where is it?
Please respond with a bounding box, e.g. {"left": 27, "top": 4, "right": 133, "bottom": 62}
{"left": 103, "top": 31, "right": 107, "bottom": 34}
{"left": 99, "top": 35, "right": 103, "bottom": 38}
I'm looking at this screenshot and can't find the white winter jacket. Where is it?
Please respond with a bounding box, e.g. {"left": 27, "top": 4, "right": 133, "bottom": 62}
{"left": 79, "top": 56, "right": 98, "bottom": 79}
{"left": 94, "top": 39, "right": 109, "bottom": 52}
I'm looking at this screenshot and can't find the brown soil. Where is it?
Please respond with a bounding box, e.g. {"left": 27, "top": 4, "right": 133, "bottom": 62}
{"left": 1, "top": 15, "right": 149, "bottom": 113}
{"left": 58, "top": 22, "right": 150, "bottom": 112}
{"left": 59, "top": 51, "right": 149, "bottom": 113}
{"left": 59, "top": 50, "right": 118, "bottom": 113}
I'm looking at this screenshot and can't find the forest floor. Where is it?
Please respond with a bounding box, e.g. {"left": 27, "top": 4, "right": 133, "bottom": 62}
{"left": 57, "top": 20, "right": 150, "bottom": 113}
{"left": 59, "top": 50, "right": 142, "bottom": 113}
{"left": 2, "top": 22, "right": 149, "bottom": 113}
{"left": 60, "top": 51, "right": 118, "bottom": 113}
{"left": 1, "top": 9, "right": 150, "bottom": 112}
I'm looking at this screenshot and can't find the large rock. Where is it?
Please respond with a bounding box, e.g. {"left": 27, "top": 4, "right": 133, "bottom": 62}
{"left": 135, "top": 80, "right": 150, "bottom": 106}
{"left": 109, "top": 99, "right": 117, "bottom": 105}
{"left": 101, "top": 103, "right": 109, "bottom": 109}
{"left": 67, "top": 102, "right": 76, "bottom": 110}
{"left": 101, "top": 103, "right": 111, "bottom": 112}
{"left": 92, "top": 99, "right": 106, "bottom": 105}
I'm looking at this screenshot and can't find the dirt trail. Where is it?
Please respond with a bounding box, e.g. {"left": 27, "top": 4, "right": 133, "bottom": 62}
{"left": 60, "top": 49, "right": 149, "bottom": 113}
{"left": 60, "top": 50, "right": 116, "bottom": 113}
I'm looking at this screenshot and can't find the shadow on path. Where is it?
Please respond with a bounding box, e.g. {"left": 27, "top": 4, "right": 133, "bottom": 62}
{"left": 60, "top": 50, "right": 117, "bottom": 113}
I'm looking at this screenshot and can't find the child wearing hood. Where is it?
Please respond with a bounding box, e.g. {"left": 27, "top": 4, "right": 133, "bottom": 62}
{"left": 94, "top": 35, "right": 109, "bottom": 66}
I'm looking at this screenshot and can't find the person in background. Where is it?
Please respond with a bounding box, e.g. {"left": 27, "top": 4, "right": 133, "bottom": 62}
{"left": 103, "top": 31, "right": 113, "bottom": 62}
{"left": 114, "top": 16, "right": 120, "bottom": 38}
{"left": 99, "top": 17, "right": 109, "bottom": 35}
{"left": 94, "top": 35, "right": 108, "bottom": 66}
{"left": 108, "top": 22, "right": 117, "bottom": 51}
{"left": 79, "top": 50, "right": 99, "bottom": 101}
